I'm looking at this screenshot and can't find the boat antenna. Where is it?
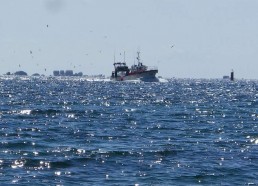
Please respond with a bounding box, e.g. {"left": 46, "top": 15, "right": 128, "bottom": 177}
{"left": 114, "top": 52, "right": 116, "bottom": 63}
{"left": 123, "top": 51, "right": 125, "bottom": 63}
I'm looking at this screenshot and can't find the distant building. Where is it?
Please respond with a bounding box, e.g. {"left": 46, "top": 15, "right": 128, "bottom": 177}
{"left": 74, "top": 72, "right": 83, "bottom": 76}
{"left": 53, "top": 70, "right": 83, "bottom": 76}
{"left": 223, "top": 70, "right": 234, "bottom": 81}
{"left": 53, "top": 70, "right": 60, "bottom": 76}
{"left": 65, "top": 70, "right": 73, "bottom": 76}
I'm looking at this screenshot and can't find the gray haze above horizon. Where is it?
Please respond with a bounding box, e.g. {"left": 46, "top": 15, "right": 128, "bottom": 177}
{"left": 1, "top": 0, "right": 258, "bottom": 79}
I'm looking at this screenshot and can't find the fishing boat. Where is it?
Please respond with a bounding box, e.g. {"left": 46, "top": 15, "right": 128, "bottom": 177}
{"left": 110, "top": 51, "right": 158, "bottom": 81}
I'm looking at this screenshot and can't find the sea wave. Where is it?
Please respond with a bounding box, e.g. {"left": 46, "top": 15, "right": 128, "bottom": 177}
{"left": 0, "top": 77, "right": 257, "bottom": 185}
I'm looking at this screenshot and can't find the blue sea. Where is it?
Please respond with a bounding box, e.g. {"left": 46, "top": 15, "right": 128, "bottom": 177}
{"left": 0, "top": 76, "right": 257, "bottom": 185}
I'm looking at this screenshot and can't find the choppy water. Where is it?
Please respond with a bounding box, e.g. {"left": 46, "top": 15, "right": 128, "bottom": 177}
{"left": 0, "top": 76, "right": 257, "bottom": 185}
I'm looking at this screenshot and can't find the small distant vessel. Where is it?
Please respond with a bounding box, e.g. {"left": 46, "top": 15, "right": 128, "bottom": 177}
{"left": 110, "top": 51, "right": 158, "bottom": 81}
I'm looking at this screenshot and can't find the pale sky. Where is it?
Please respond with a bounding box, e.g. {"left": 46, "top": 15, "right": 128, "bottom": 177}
{"left": 1, "top": 0, "right": 258, "bottom": 79}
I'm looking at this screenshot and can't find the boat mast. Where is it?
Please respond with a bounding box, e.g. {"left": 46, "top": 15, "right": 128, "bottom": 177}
{"left": 136, "top": 51, "right": 141, "bottom": 65}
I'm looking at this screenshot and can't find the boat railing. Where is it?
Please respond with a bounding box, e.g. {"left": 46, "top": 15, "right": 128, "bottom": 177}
{"left": 147, "top": 66, "right": 158, "bottom": 70}
{"left": 114, "top": 62, "right": 127, "bottom": 66}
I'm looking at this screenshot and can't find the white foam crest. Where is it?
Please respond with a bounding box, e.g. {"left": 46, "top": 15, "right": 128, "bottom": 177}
{"left": 250, "top": 138, "right": 258, "bottom": 144}
{"left": 19, "top": 109, "right": 32, "bottom": 115}
{"left": 158, "top": 78, "right": 168, "bottom": 83}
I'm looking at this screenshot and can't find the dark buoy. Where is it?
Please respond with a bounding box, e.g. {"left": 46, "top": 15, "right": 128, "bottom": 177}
{"left": 230, "top": 70, "right": 234, "bottom": 81}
